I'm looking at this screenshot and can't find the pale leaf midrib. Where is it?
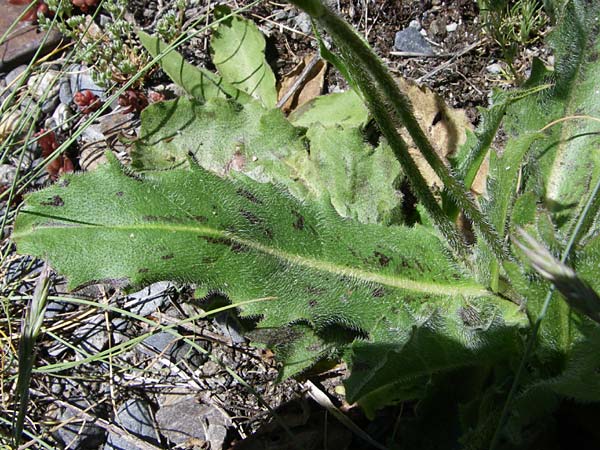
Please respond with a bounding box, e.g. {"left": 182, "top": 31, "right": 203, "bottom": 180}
{"left": 16, "top": 221, "right": 492, "bottom": 298}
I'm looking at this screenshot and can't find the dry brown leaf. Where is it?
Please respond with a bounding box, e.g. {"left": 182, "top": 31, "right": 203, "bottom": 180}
{"left": 398, "top": 78, "right": 488, "bottom": 197}
{"left": 277, "top": 55, "right": 327, "bottom": 114}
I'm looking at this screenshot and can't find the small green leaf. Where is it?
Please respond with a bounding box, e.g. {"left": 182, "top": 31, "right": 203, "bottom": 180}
{"left": 133, "top": 97, "right": 401, "bottom": 224}
{"left": 137, "top": 31, "right": 249, "bottom": 103}
{"left": 300, "top": 124, "right": 401, "bottom": 224}
{"left": 288, "top": 90, "right": 369, "bottom": 129}
{"left": 210, "top": 7, "right": 277, "bottom": 108}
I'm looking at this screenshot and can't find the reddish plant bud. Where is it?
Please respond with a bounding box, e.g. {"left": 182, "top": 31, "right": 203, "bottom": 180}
{"left": 148, "top": 91, "right": 166, "bottom": 103}
{"left": 35, "top": 129, "right": 59, "bottom": 157}
{"left": 73, "top": 90, "right": 102, "bottom": 114}
{"left": 71, "top": 0, "right": 98, "bottom": 13}
{"left": 118, "top": 89, "right": 149, "bottom": 114}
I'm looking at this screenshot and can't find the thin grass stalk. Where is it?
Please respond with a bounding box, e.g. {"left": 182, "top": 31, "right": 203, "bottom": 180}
{"left": 12, "top": 265, "right": 50, "bottom": 447}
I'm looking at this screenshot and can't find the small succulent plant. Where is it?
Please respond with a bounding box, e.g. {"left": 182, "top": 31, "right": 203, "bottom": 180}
{"left": 35, "top": 129, "right": 75, "bottom": 179}
{"left": 73, "top": 90, "right": 102, "bottom": 114}
{"left": 118, "top": 89, "right": 148, "bottom": 114}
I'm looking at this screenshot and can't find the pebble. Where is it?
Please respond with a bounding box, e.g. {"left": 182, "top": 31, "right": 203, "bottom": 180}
{"left": 172, "top": 339, "right": 209, "bottom": 368}
{"left": 156, "top": 393, "right": 231, "bottom": 448}
{"left": 139, "top": 331, "right": 179, "bottom": 357}
{"left": 53, "top": 402, "right": 106, "bottom": 449}
{"left": 111, "top": 318, "right": 129, "bottom": 345}
{"left": 394, "top": 25, "right": 434, "bottom": 55}
{"left": 26, "top": 69, "right": 61, "bottom": 101}
{"left": 49, "top": 103, "right": 74, "bottom": 131}
{"left": 486, "top": 63, "right": 503, "bottom": 74}
{"left": 293, "top": 12, "right": 312, "bottom": 34}
{"left": 446, "top": 22, "right": 459, "bottom": 33}
{"left": 104, "top": 399, "right": 159, "bottom": 450}
{"left": 0, "top": 164, "right": 16, "bottom": 185}
{"left": 0, "top": 0, "right": 61, "bottom": 72}
{"left": 0, "top": 110, "right": 21, "bottom": 140}
{"left": 68, "top": 64, "right": 106, "bottom": 100}
{"left": 45, "top": 300, "right": 76, "bottom": 318}
{"left": 41, "top": 96, "right": 59, "bottom": 115}
{"left": 125, "top": 281, "right": 173, "bottom": 317}
{"left": 59, "top": 78, "right": 74, "bottom": 105}
{"left": 4, "top": 65, "right": 27, "bottom": 91}
{"left": 73, "top": 314, "right": 108, "bottom": 355}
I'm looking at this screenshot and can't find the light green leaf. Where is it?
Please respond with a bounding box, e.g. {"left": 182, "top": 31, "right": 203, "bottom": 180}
{"left": 288, "top": 90, "right": 369, "bottom": 129}
{"left": 131, "top": 97, "right": 310, "bottom": 198}
{"left": 300, "top": 125, "right": 401, "bottom": 224}
{"left": 137, "top": 31, "right": 250, "bottom": 103}
{"left": 503, "top": 0, "right": 600, "bottom": 234}
{"left": 132, "top": 97, "right": 401, "bottom": 224}
{"left": 210, "top": 7, "right": 277, "bottom": 108}
{"left": 13, "top": 156, "right": 525, "bottom": 406}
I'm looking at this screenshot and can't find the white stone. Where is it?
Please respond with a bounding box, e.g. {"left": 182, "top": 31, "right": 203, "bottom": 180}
{"left": 446, "top": 22, "right": 458, "bottom": 32}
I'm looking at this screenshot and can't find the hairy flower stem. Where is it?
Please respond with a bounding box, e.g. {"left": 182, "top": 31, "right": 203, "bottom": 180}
{"left": 289, "top": 0, "right": 508, "bottom": 261}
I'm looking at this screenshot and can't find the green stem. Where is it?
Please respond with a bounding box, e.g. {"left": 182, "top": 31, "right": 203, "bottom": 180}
{"left": 289, "top": 0, "right": 507, "bottom": 261}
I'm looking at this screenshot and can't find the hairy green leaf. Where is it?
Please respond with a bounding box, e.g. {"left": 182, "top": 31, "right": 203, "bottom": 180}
{"left": 137, "top": 31, "right": 250, "bottom": 103}
{"left": 210, "top": 6, "right": 277, "bottom": 108}
{"left": 503, "top": 0, "right": 600, "bottom": 233}
{"left": 13, "top": 156, "right": 526, "bottom": 407}
{"left": 132, "top": 97, "right": 401, "bottom": 224}
{"left": 288, "top": 90, "right": 369, "bottom": 129}
{"left": 299, "top": 125, "right": 402, "bottom": 224}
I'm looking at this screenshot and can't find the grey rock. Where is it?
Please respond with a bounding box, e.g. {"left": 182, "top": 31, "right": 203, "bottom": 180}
{"left": 59, "top": 78, "right": 73, "bottom": 105}
{"left": 104, "top": 399, "right": 159, "bottom": 450}
{"left": 53, "top": 402, "right": 106, "bottom": 449}
{"left": 394, "top": 26, "right": 434, "bottom": 55}
{"left": 0, "top": 164, "right": 16, "bottom": 185}
{"left": 272, "top": 8, "right": 289, "bottom": 21}
{"left": 45, "top": 300, "right": 75, "bottom": 318}
{"left": 27, "top": 69, "right": 61, "bottom": 101}
{"left": 486, "top": 63, "right": 503, "bottom": 74}
{"left": 5, "top": 65, "right": 27, "bottom": 91}
{"left": 80, "top": 123, "right": 106, "bottom": 143}
{"left": 408, "top": 19, "right": 421, "bottom": 30}
{"left": 139, "top": 332, "right": 179, "bottom": 357}
{"left": 111, "top": 318, "right": 129, "bottom": 345}
{"left": 125, "top": 281, "right": 173, "bottom": 317}
{"left": 293, "top": 12, "right": 312, "bottom": 34}
{"left": 446, "top": 22, "right": 458, "bottom": 33}
{"left": 172, "top": 339, "right": 209, "bottom": 368}
{"left": 51, "top": 103, "right": 74, "bottom": 131}
{"left": 68, "top": 64, "right": 105, "bottom": 100}
{"left": 156, "top": 394, "right": 231, "bottom": 448}
{"left": 73, "top": 314, "right": 107, "bottom": 355}
{"left": 41, "top": 96, "right": 59, "bottom": 115}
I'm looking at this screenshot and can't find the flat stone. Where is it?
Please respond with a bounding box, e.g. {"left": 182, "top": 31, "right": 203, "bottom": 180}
{"left": 124, "top": 281, "right": 173, "bottom": 317}
{"left": 73, "top": 314, "right": 107, "bottom": 355}
{"left": 394, "top": 26, "right": 434, "bottom": 55}
{"left": 52, "top": 402, "right": 106, "bottom": 449}
{"left": 0, "top": 0, "right": 62, "bottom": 72}
{"left": 104, "top": 399, "right": 159, "bottom": 450}
{"left": 139, "top": 332, "right": 179, "bottom": 357}
{"left": 68, "top": 64, "right": 105, "bottom": 100}
{"left": 156, "top": 394, "right": 231, "bottom": 448}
